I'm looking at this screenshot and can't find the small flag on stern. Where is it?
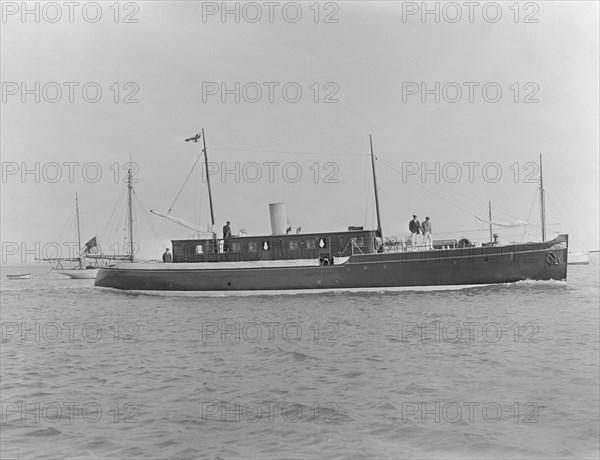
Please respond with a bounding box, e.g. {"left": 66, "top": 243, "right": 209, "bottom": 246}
{"left": 83, "top": 236, "right": 97, "bottom": 253}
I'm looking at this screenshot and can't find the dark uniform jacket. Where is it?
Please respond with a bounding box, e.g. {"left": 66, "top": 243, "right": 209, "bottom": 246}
{"left": 409, "top": 220, "right": 421, "bottom": 234}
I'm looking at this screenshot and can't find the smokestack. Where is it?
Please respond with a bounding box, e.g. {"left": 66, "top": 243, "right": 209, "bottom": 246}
{"left": 269, "top": 203, "right": 287, "bottom": 235}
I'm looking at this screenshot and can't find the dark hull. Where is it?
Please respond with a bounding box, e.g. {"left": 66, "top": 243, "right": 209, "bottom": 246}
{"left": 95, "top": 235, "right": 568, "bottom": 291}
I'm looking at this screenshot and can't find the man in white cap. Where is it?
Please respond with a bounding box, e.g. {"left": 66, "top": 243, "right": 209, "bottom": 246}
{"left": 222, "top": 221, "right": 232, "bottom": 252}
{"left": 421, "top": 216, "right": 433, "bottom": 250}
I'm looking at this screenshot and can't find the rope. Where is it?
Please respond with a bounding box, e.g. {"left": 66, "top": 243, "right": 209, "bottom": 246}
{"left": 520, "top": 189, "right": 538, "bottom": 242}
{"left": 134, "top": 191, "right": 165, "bottom": 254}
{"left": 377, "top": 157, "right": 484, "bottom": 221}
{"left": 56, "top": 208, "right": 76, "bottom": 247}
{"left": 362, "top": 154, "right": 370, "bottom": 228}
{"left": 208, "top": 146, "right": 367, "bottom": 157}
{"left": 545, "top": 189, "right": 595, "bottom": 248}
{"left": 377, "top": 156, "right": 522, "bottom": 221}
{"left": 167, "top": 151, "right": 203, "bottom": 214}
{"left": 98, "top": 188, "right": 126, "bottom": 250}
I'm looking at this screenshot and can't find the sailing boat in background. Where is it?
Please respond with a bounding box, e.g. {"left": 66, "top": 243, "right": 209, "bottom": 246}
{"left": 86, "top": 167, "right": 138, "bottom": 266}
{"left": 537, "top": 154, "right": 591, "bottom": 266}
{"left": 568, "top": 251, "right": 591, "bottom": 265}
{"left": 41, "top": 194, "right": 101, "bottom": 279}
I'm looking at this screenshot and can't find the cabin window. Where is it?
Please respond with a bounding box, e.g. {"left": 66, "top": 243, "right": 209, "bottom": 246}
{"left": 353, "top": 237, "right": 365, "bottom": 247}
{"left": 288, "top": 240, "right": 298, "bottom": 250}
{"left": 306, "top": 239, "right": 316, "bottom": 249}
{"left": 195, "top": 244, "right": 203, "bottom": 254}
{"left": 247, "top": 242, "right": 258, "bottom": 252}
{"left": 231, "top": 242, "right": 241, "bottom": 253}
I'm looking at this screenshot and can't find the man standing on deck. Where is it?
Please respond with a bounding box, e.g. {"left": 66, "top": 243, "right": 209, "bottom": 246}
{"left": 422, "top": 216, "right": 433, "bottom": 250}
{"left": 409, "top": 215, "right": 420, "bottom": 249}
{"left": 162, "top": 248, "right": 172, "bottom": 263}
{"left": 223, "top": 221, "right": 232, "bottom": 252}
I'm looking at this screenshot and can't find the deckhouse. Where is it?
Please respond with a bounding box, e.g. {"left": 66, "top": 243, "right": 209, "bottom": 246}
{"left": 172, "top": 229, "right": 378, "bottom": 263}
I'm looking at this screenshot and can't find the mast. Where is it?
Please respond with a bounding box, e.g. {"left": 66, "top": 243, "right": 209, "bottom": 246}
{"left": 127, "top": 167, "right": 135, "bottom": 262}
{"left": 488, "top": 200, "right": 493, "bottom": 243}
{"left": 369, "top": 135, "right": 383, "bottom": 240}
{"left": 185, "top": 130, "right": 216, "bottom": 239}
{"left": 539, "top": 153, "right": 546, "bottom": 241}
{"left": 75, "top": 193, "right": 83, "bottom": 269}
{"left": 202, "top": 128, "right": 216, "bottom": 238}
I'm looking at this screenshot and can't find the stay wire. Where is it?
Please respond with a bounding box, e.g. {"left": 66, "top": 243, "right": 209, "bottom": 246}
{"left": 208, "top": 146, "right": 367, "bottom": 157}
{"left": 168, "top": 151, "right": 204, "bottom": 214}
{"left": 377, "top": 157, "right": 483, "bottom": 220}
{"left": 377, "top": 156, "right": 523, "bottom": 221}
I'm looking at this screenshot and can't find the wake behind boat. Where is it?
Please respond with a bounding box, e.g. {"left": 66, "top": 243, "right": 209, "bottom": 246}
{"left": 95, "top": 132, "right": 568, "bottom": 292}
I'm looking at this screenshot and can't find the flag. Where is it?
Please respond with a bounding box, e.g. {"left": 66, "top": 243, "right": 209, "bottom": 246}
{"left": 185, "top": 133, "right": 201, "bottom": 142}
{"left": 83, "top": 236, "right": 97, "bottom": 253}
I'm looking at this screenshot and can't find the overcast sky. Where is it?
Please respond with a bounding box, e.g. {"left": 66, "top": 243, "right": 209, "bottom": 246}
{"left": 1, "top": 1, "right": 598, "bottom": 262}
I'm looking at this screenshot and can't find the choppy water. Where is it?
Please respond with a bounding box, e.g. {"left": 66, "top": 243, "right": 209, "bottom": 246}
{"left": 1, "top": 258, "right": 599, "bottom": 459}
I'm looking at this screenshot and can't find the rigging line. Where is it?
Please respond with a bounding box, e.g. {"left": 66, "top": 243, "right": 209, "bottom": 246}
{"left": 208, "top": 146, "right": 368, "bottom": 157}
{"left": 194, "top": 164, "right": 205, "bottom": 235}
{"left": 134, "top": 191, "right": 164, "bottom": 249}
{"left": 519, "top": 191, "right": 538, "bottom": 243}
{"left": 377, "top": 157, "right": 483, "bottom": 220}
{"left": 99, "top": 188, "right": 126, "bottom": 243}
{"left": 168, "top": 151, "right": 204, "bottom": 213}
{"left": 57, "top": 211, "right": 75, "bottom": 247}
{"left": 377, "top": 156, "right": 522, "bottom": 221}
{"left": 545, "top": 192, "right": 593, "bottom": 247}
{"left": 363, "top": 154, "right": 370, "bottom": 228}
{"left": 521, "top": 188, "right": 540, "bottom": 240}
{"left": 545, "top": 161, "right": 594, "bottom": 207}
{"left": 521, "top": 189, "right": 538, "bottom": 243}
{"left": 545, "top": 185, "right": 597, "bottom": 244}
{"left": 123, "top": 201, "right": 135, "bottom": 256}
{"left": 130, "top": 196, "right": 138, "bottom": 258}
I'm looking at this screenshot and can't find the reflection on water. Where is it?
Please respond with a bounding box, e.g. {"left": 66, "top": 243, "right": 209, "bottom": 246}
{"left": 1, "top": 260, "right": 598, "bottom": 459}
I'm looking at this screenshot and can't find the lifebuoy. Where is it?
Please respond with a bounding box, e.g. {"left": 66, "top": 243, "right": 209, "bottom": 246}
{"left": 546, "top": 252, "right": 560, "bottom": 265}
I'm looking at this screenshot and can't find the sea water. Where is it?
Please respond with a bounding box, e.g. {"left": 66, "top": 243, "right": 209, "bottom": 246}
{"left": 1, "top": 257, "right": 598, "bottom": 459}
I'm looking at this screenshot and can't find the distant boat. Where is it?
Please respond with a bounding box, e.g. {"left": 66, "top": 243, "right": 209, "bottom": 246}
{"left": 568, "top": 251, "right": 591, "bottom": 265}
{"left": 57, "top": 266, "right": 98, "bottom": 279}
{"left": 6, "top": 273, "right": 31, "bottom": 280}
{"left": 85, "top": 167, "right": 138, "bottom": 268}
{"left": 40, "top": 194, "right": 100, "bottom": 279}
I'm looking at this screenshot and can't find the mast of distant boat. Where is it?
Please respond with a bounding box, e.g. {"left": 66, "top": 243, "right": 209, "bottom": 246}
{"left": 127, "top": 167, "right": 135, "bottom": 262}
{"left": 369, "top": 135, "right": 383, "bottom": 240}
{"left": 539, "top": 153, "right": 546, "bottom": 241}
{"left": 75, "top": 193, "right": 83, "bottom": 269}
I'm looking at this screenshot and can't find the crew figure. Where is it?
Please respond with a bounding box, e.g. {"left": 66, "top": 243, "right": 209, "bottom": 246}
{"left": 409, "top": 215, "right": 421, "bottom": 249}
{"left": 421, "top": 216, "right": 433, "bottom": 250}
{"left": 162, "top": 248, "right": 173, "bottom": 263}
{"left": 223, "top": 221, "right": 232, "bottom": 252}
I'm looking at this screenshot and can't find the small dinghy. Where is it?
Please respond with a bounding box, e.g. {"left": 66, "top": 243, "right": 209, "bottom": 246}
{"left": 6, "top": 273, "right": 31, "bottom": 280}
